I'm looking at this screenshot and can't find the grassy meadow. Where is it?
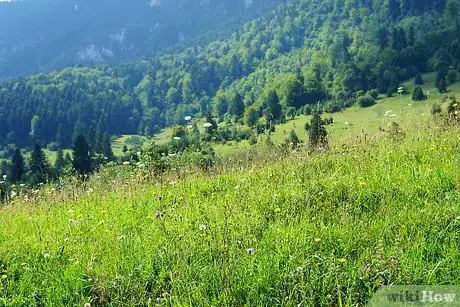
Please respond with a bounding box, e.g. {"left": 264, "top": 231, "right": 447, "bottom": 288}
{"left": 2, "top": 113, "right": 460, "bottom": 305}
{"left": 2, "top": 74, "right": 460, "bottom": 305}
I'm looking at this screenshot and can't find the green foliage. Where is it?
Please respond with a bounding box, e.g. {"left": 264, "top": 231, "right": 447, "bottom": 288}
{"left": 72, "top": 135, "right": 92, "bottom": 176}
{"left": 262, "top": 89, "right": 282, "bottom": 124}
{"left": 1, "top": 0, "right": 457, "bottom": 149}
{"left": 245, "top": 106, "right": 259, "bottom": 127}
{"left": 228, "top": 92, "right": 245, "bottom": 118}
{"left": 307, "top": 110, "right": 328, "bottom": 149}
{"left": 432, "top": 103, "right": 442, "bottom": 115}
{"left": 357, "top": 95, "right": 376, "bottom": 108}
{"left": 412, "top": 87, "right": 426, "bottom": 101}
{"left": 3, "top": 126, "right": 460, "bottom": 304}
{"left": 28, "top": 144, "right": 50, "bottom": 185}
{"left": 287, "top": 129, "right": 299, "bottom": 147}
{"left": 9, "top": 148, "right": 24, "bottom": 183}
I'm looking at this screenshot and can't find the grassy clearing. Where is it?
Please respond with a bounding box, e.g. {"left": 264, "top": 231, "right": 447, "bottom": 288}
{"left": 1, "top": 121, "right": 460, "bottom": 305}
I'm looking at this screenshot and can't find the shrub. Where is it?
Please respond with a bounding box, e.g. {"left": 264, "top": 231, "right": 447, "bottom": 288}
{"left": 412, "top": 87, "right": 426, "bottom": 101}
{"left": 358, "top": 95, "right": 376, "bottom": 108}
{"left": 367, "top": 89, "right": 379, "bottom": 99}
{"left": 431, "top": 103, "right": 442, "bottom": 115}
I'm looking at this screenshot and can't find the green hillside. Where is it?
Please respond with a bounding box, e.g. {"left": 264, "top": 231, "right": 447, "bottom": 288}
{"left": 1, "top": 116, "right": 460, "bottom": 305}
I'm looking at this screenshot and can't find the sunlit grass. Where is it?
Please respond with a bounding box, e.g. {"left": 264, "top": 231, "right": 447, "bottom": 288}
{"left": 2, "top": 119, "right": 460, "bottom": 305}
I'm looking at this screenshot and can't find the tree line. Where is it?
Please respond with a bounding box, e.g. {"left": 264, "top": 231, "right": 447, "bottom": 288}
{"left": 0, "top": 0, "right": 459, "bottom": 152}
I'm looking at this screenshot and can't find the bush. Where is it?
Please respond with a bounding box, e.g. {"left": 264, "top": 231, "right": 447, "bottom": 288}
{"left": 431, "top": 103, "right": 442, "bottom": 115}
{"left": 357, "top": 95, "right": 376, "bottom": 108}
{"left": 355, "top": 90, "right": 365, "bottom": 98}
{"left": 249, "top": 134, "right": 258, "bottom": 145}
{"left": 367, "top": 89, "right": 379, "bottom": 99}
{"left": 302, "top": 105, "right": 312, "bottom": 116}
{"left": 412, "top": 87, "right": 426, "bottom": 101}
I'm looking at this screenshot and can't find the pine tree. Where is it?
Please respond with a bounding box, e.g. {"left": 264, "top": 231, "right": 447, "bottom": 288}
{"left": 102, "top": 132, "right": 114, "bottom": 160}
{"left": 412, "top": 87, "right": 426, "bottom": 101}
{"left": 54, "top": 148, "right": 65, "bottom": 174}
{"left": 72, "top": 135, "right": 92, "bottom": 175}
{"left": 29, "top": 144, "right": 50, "bottom": 185}
{"left": 308, "top": 109, "right": 328, "bottom": 149}
{"left": 288, "top": 129, "right": 299, "bottom": 147}
{"left": 10, "top": 147, "right": 25, "bottom": 183}
{"left": 263, "top": 89, "right": 282, "bottom": 124}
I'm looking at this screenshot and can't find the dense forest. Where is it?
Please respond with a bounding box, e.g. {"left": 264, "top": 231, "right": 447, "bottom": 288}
{"left": 0, "top": 0, "right": 282, "bottom": 79}
{"left": 0, "top": 0, "right": 459, "bottom": 150}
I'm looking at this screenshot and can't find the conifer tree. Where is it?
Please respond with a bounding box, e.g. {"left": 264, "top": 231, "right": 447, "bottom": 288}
{"left": 102, "top": 132, "right": 114, "bottom": 160}
{"left": 29, "top": 144, "right": 50, "bottom": 185}
{"left": 10, "top": 147, "right": 25, "bottom": 183}
{"left": 54, "top": 148, "right": 65, "bottom": 174}
{"left": 72, "top": 135, "right": 92, "bottom": 175}
{"left": 308, "top": 109, "right": 328, "bottom": 149}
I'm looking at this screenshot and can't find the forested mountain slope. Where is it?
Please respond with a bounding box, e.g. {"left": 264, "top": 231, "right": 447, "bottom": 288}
{"left": 0, "top": 0, "right": 459, "bottom": 149}
{"left": 0, "top": 0, "right": 281, "bottom": 79}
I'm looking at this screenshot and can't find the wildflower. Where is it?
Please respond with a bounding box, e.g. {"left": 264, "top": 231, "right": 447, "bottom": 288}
{"left": 123, "top": 161, "right": 130, "bottom": 165}
{"left": 19, "top": 183, "right": 26, "bottom": 187}
{"left": 344, "top": 121, "right": 349, "bottom": 125}
{"left": 199, "top": 225, "right": 207, "bottom": 231}
{"left": 43, "top": 252, "right": 51, "bottom": 259}
{"left": 155, "top": 210, "right": 164, "bottom": 218}
{"left": 173, "top": 137, "right": 181, "bottom": 140}
{"left": 359, "top": 181, "right": 367, "bottom": 187}
{"left": 1, "top": 274, "right": 7, "bottom": 279}
{"left": 296, "top": 266, "right": 304, "bottom": 272}
{"left": 338, "top": 258, "right": 347, "bottom": 263}
{"left": 203, "top": 122, "right": 213, "bottom": 128}
{"left": 234, "top": 185, "right": 240, "bottom": 190}
{"left": 314, "top": 238, "right": 321, "bottom": 243}
{"left": 274, "top": 208, "right": 281, "bottom": 214}
{"left": 64, "top": 238, "right": 69, "bottom": 243}
{"left": 84, "top": 303, "right": 92, "bottom": 307}
{"left": 384, "top": 110, "right": 393, "bottom": 117}
{"left": 246, "top": 248, "right": 255, "bottom": 255}
{"left": 184, "top": 116, "right": 192, "bottom": 121}
{"left": 2, "top": 175, "right": 6, "bottom": 180}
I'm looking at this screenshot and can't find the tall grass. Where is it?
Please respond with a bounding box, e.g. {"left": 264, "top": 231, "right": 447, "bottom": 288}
{"left": 1, "top": 125, "right": 460, "bottom": 306}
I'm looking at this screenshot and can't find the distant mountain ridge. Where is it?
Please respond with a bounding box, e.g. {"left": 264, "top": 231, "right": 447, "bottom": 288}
{"left": 0, "top": 0, "right": 458, "bottom": 150}
{"left": 0, "top": 0, "right": 281, "bottom": 79}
